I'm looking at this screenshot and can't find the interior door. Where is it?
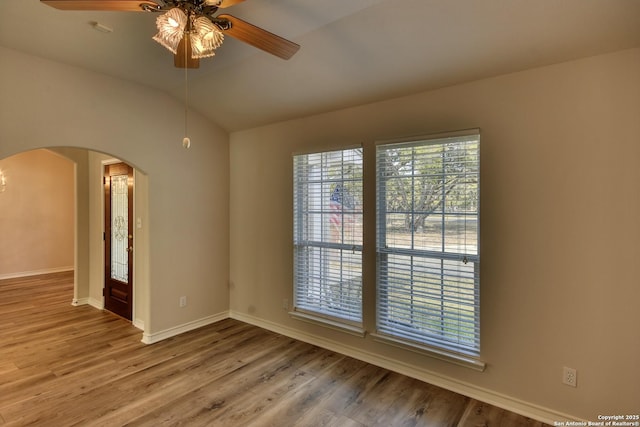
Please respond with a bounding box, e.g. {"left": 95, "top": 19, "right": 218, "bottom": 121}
{"left": 104, "top": 162, "right": 133, "bottom": 320}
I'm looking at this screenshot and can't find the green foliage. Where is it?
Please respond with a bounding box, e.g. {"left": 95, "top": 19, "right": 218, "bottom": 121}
{"left": 381, "top": 141, "right": 478, "bottom": 232}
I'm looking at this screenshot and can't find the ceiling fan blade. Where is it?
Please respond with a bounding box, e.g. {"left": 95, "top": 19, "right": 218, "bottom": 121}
{"left": 217, "top": 0, "right": 246, "bottom": 8}
{"left": 40, "top": 0, "right": 157, "bottom": 11}
{"left": 174, "top": 34, "right": 200, "bottom": 69}
{"left": 217, "top": 14, "right": 300, "bottom": 60}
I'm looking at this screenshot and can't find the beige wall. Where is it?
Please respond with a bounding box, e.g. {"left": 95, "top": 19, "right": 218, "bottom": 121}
{"left": 0, "top": 46, "right": 230, "bottom": 339}
{"left": 48, "top": 147, "right": 91, "bottom": 306}
{"left": 229, "top": 48, "right": 640, "bottom": 421}
{"left": 0, "top": 149, "right": 74, "bottom": 277}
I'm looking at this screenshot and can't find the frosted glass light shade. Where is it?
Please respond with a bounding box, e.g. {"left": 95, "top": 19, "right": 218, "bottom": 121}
{"left": 191, "top": 16, "right": 224, "bottom": 58}
{"left": 153, "top": 8, "right": 187, "bottom": 54}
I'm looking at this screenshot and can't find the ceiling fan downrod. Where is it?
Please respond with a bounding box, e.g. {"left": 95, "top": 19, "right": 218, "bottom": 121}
{"left": 140, "top": 0, "right": 222, "bottom": 16}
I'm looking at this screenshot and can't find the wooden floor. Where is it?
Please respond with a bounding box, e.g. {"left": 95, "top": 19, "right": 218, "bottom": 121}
{"left": 0, "top": 272, "right": 548, "bottom": 427}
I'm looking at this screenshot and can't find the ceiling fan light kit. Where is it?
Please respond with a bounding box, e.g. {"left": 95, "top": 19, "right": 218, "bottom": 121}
{"left": 190, "top": 16, "right": 224, "bottom": 58}
{"left": 152, "top": 7, "right": 187, "bottom": 54}
{"left": 41, "top": 0, "right": 300, "bottom": 68}
{"left": 152, "top": 6, "right": 225, "bottom": 60}
{"left": 41, "top": 0, "right": 301, "bottom": 147}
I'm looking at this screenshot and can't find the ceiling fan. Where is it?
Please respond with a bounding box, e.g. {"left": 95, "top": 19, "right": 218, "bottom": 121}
{"left": 41, "top": 0, "right": 301, "bottom": 68}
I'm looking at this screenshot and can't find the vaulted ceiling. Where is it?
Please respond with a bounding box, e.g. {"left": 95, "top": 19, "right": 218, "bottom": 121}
{"left": 1, "top": 0, "right": 639, "bottom": 131}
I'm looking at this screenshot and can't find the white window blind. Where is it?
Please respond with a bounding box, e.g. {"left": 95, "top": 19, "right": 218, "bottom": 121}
{"left": 376, "top": 132, "right": 480, "bottom": 355}
{"left": 293, "top": 148, "right": 363, "bottom": 325}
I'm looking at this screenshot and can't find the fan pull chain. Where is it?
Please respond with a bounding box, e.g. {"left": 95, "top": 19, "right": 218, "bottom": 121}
{"left": 182, "top": 33, "right": 191, "bottom": 149}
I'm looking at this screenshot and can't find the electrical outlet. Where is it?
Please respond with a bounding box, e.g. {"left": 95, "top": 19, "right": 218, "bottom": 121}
{"left": 179, "top": 296, "right": 187, "bottom": 308}
{"left": 282, "top": 298, "right": 289, "bottom": 311}
{"left": 563, "top": 367, "right": 577, "bottom": 387}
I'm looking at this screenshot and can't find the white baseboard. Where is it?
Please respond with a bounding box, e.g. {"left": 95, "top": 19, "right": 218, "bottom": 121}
{"left": 71, "top": 297, "right": 90, "bottom": 306}
{"left": 141, "top": 311, "right": 230, "bottom": 344}
{"left": 88, "top": 297, "right": 104, "bottom": 310}
{"left": 132, "top": 318, "right": 145, "bottom": 331}
{"left": 229, "top": 310, "right": 577, "bottom": 425}
{"left": 0, "top": 266, "right": 74, "bottom": 280}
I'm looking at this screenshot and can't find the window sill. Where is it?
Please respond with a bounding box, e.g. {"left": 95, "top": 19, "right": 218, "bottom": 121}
{"left": 289, "top": 310, "right": 366, "bottom": 338}
{"left": 370, "top": 332, "right": 486, "bottom": 372}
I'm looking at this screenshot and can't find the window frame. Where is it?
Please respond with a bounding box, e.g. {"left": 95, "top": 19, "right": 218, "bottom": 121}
{"left": 292, "top": 147, "right": 364, "bottom": 333}
{"left": 374, "top": 129, "right": 481, "bottom": 364}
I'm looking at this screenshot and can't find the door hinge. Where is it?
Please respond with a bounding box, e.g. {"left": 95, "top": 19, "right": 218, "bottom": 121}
{"left": 103, "top": 232, "right": 106, "bottom": 241}
{"left": 102, "top": 288, "right": 105, "bottom": 296}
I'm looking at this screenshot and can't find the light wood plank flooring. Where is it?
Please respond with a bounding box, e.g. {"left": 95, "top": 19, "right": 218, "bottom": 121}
{"left": 0, "top": 272, "right": 548, "bottom": 426}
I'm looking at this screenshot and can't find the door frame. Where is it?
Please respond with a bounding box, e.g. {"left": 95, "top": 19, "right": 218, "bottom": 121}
{"left": 104, "top": 161, "right": 134, "bottom": 320}
{"left": 101, "top": 157, "right": 137, "bottom": 323}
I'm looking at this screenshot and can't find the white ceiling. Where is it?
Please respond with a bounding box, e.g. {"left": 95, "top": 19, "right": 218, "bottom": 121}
{"left": 1, "top": 0, "right": 639, "bottom": 132}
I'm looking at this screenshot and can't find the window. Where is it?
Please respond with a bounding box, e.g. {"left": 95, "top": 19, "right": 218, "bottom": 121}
{"left": 376, "top": 131, "right": 480, "bottom": 356}
{"left": 293, "top": 148, "right": 363, "bottom": 326}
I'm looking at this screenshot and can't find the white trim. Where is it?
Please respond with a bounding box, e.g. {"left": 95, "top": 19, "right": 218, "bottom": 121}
{"left": 132, "top": 318, "right": 144, "bottom": 331}
{"left": 88, "top": 297, "right": 104, "bottom": 310}
{"left": 140, "top": 311, "right": 230, "bottom": 344}
{"left": 370, "top": 332, "right": 485, "bottom": 372}
{"left": 0, "top": 266, "right": 74, "bottom": 281}
{"left": 71, "top": 297, "right": 90, "bottom": 306}
{"left": 229, "top": 311, "right": 578, "bottom": 425}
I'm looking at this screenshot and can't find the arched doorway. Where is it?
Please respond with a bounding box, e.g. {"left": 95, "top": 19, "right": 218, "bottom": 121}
{"left": 0, "top": 148, "right": 149, "bottom": 333}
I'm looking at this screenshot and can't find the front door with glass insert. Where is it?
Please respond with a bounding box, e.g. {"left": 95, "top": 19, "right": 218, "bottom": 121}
{"left": 104, "top": 162, "right": 134, "bottom": 320}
